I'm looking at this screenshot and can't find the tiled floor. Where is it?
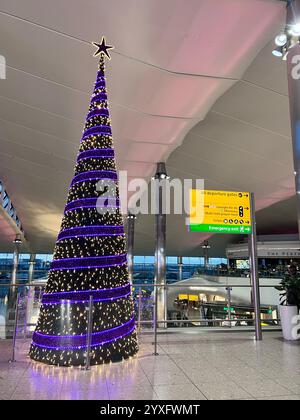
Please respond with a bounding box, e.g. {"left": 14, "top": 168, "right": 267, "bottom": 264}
{"left": 1, "top": 330, "right": 300, "bottom": 400}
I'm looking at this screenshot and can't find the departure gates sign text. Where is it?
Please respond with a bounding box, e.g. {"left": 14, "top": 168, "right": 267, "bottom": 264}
{"left": 189, "top": 189, "right": 252, "bottom": 234}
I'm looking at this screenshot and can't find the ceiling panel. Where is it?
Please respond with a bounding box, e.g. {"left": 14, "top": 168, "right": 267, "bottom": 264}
{"left": 191, "top": 111, "right": 292, "bottom": 166}
{"left": 1, "top": 67, "right": 89, "bottom": 121}
{"left": 243, "top": 40, "right": 288, "bottom": 96}
{"left": 0, "top": 12, "right": 235, "bottom": 120}
{"left": 174, "top": 135, "right": 290, "bottom": 183}
{"left": 0, "top": 117, "right": 79, "bottom": 159}
{"left": 111, "top": 106, "right": 192, "bottom": 144}
{"left": 0, "top": 0, "right": 285, "bottom": 75}
{"left": 0, "top": 136, "right": 74, "bottom": 175}
{"left": 213, "top": 80, "right": 291, "bottom": 137}
{"left": 0, "top": 96, "right": 82, "bottom": 142}
{"left": 121, "top": 142, "right": 170, "bottom": 163}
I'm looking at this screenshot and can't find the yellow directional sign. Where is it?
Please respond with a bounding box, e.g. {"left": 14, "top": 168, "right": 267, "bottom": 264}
{"left": 189, "top": 189, "right": 252, "bottom": 234}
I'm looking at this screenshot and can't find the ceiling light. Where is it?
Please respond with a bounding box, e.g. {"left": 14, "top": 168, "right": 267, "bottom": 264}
{"left": 201, "top": 240, "right": 211, "bottom": 249}
{"left": 290, "top": 22, "right": 300, "bottom": 37}
{"left": 275, "top": 33, "right": 287, "bottom": 46}
{"left": 153, "top": 162, "right": 170, "bottom": 180}
{"left": 13, "top": 234, "right": 22, "bottom": 245}
{"left": 127, "top": 213, "right": 137, "bottom": 220}
{"left": 272, "top": 46, "right": 283, "bottom": 57}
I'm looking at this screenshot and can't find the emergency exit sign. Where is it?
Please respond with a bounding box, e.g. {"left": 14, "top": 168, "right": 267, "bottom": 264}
{"left": 189, "top": 189, "right": 252, "bottom": 234}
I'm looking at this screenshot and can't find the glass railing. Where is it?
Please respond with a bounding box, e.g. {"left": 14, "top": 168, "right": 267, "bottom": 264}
{"left": 0, "top": 282, "right": 45, "bottom": 340}
{"left": 0, "top": 282, "right": 282, "bottom": 334}
{"left": 0, "top": 279, "right": 283, "bottom": 364}
{"left": 0, "top": 269, "right": 49, "bottom": 286}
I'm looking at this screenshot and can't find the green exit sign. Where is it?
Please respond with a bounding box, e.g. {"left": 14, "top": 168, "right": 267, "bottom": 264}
{"left": 224, "top": 307, "right": 234, "bottom": 312}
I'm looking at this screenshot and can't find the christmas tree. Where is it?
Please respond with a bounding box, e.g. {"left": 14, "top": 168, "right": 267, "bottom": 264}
{"left": 29, "top": 38, "right": 138, "bottom": 366}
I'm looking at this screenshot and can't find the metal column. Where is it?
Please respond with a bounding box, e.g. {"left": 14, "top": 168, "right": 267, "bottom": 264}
{"left": 154, "top": 162, "right": 168, "bottom": 327}
{"left": 28, "top": 253, "right": 35, "bottom": 284}
{"left": 287, "top": 0, "right": 300, "bottom": 236}
{"left": 6, "top": 235, "right": 22, "bottom": 338}
{"left": 202, "top": 240, "right": 211, "bottom": 269}
{"left": 248, "top": 193, "right": 262, "bottom": 341}
{"left": 127, "top": 213, "right": 136, "bottom": 284}
{"left": 204, "top": 250, "right": 209, "bottom": 269}
{"left": 178, "top": 256, "right": 183, "bottom": 281}
{"left": 11, "top": 235, "right": 21, "bottom": 287}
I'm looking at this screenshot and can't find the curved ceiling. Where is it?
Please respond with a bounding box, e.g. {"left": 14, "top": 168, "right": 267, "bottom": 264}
{"left": 0, "top": 0, "right": 289, "bottom": 254}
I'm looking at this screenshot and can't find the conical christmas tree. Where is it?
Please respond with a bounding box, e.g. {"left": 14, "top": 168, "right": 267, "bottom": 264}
{"left": 29, "top": 38, "right": 138, "bottom": 366}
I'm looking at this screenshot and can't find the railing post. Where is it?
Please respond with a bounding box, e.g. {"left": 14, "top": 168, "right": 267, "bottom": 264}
{"left": 226, "top": 287, "right": 232, "bottom": 328}
{"left": 138, "top": 286, "right": 142, "bottom": 333}
{"left": 153, "top": 284, "right": 159, "bottom": 355}
{"left": 84, "top": 295, "right": 93, "bottom": 370}
{"left": 127, "top": 213, "right": 136, "bottom": 284}
{"left": 25, "top": 286, "right": 35, "bottom": 337}
{"left": 164, "top": 284, "right": 168, "bottom": 329}
{"left": 23, "top": 293, "right": 28, "bottom": 338}
{"left": 9, "top": 292, "right": 20, "bottom": 363}
{"left": 38, "top": 286, "right": 43, "bottom": 303}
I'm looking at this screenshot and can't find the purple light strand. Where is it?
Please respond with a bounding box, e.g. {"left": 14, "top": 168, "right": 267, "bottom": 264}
{"left": 50, "top": 254, "right": 127, "bottom": 271}
{"left": 81, "top": 126, "right": 112, "bottom": 140}
{"left": 90, "top": 93, "right": 107, "bottom": 103}
{"left": 94, "top": 81, "right": 106, "bottom": 90}
{"left": 77, "top": 148, "right": 114, "bottom": 162}
{"left": 71, "top": 170, "right": 117, "bottom": 186}
{"left": 57, "top": 225, "right": 124, "bottom": 241}
{"left": 33, "top": 316, "right": 134, "bottom": 339}
{"left": 43, "top": 282, "right": 129, "bottom": 297}
{"left": 32, "top": 326, "right": 135, "bottom": 351}
{"left": 32, "top": 317, "right": 135, "bottom": 350}
{"left": 42, "top": 283, "right": 130, "bottom": 304}
{"left": 42, "top": 292, "right": 130, "bottom": 306}
{"left": 64, "top": 197, "right": 120, "bottom": 214}
{"left": 86, "top": 109, "right": 109, "bottom": 120}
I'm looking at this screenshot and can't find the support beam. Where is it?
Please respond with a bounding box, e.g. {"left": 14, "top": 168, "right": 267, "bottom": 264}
{"left": 178, "top": 256, "right": 183, "bottom": 281}
{"left": 11, "top": 234, "right": 22, "bottom": 287}
{"left": 28, "top": 253, "right": 36, "bottom": 284}
{"left": 154, "top": 162, "right": 168, "bottom": 326}
{"left": 248, "top": 193, "right": 262, "bottom": 341}
{"left": 6, "top": 234, "right": 22, "bottom": 338}
{"left": 202, "top": 240, "right": 211, "bottom": 269}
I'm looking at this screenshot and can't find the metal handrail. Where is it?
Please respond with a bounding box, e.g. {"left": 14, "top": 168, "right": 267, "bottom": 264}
{"left": 0, "top": 280, "right": 282, "bottom": 363}
{"left": 0, "top": 282, "right": 281, "bottom": 288}
{"left": 0, "top": 283, "right": 46, "bottom": 287}
{"left": 132, "top": 283, "right": 280, "bottom": 288}
{"left": 137, "top": 319, "right": 280, "bottom": 324}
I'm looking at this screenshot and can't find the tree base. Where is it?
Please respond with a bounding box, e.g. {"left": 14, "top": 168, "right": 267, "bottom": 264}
{"left": 29, "top": 329, "right": 139, "bottom": 367}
